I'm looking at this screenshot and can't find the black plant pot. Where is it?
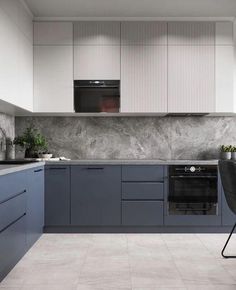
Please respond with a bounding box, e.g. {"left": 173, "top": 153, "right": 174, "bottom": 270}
{"left": 24, "top": 148, "right": 38, "bottom": 158}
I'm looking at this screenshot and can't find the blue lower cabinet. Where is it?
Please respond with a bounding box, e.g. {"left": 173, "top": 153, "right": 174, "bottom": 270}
{"left": 71, "top": 166, "right": 121, "bottom": 226}
{"left": 0, "top": 215, "right": 27, "bottom": 282}
{"left": 26, "top": 167, "right": 44, "bottom": 248}
{"left": 122, "top": 201, "right": 164, "bottom": 226}
{"left": 0, "top": 191, "right": 26, "bottom": 232}
{"left": 45, "top": 166, "right": 70, "bottom": 226}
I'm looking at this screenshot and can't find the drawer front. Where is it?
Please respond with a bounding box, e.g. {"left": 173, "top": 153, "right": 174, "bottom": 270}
{"left": 122, "top": 182, "right": 164, "bottom": 200}
{"left": 122, "top": 166, "right": 164, "bottom": 182}
{"left": 0, "top": 192, "right": 26, "bottom": 232}
{"left": 0, "top": 171, "right": 27, "bottom": 203}
{"left": 0, "top": 215, "right": 26, "bottom": 282}
{"left": 122, "top": 201, "right": 164, "bottom": 226}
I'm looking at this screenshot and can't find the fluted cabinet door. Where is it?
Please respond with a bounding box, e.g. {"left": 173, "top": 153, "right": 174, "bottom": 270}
{"left": 121, "top": 21, "right": 167, "bottom": 45}
{"left": 121, "top": 45, "right": 167, "bottom": 113}
{"left": 168, "top": 46, "right": 215, "bottom": 113}
{"left": 74, "top": 21, "right": 120, "bottom": 45}
{"left": 168, "top": 22, "right": 215, "bottom": 45}
{"left": 74, "top": 45, "right": 120, "bottom": 80}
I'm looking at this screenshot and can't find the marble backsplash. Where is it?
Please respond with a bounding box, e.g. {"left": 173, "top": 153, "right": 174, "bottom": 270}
{"left": 0, "top": 113, "right": 15, "bottom": 160}
{"left": 14, "top": 116, "right": 236, "bottom": 160}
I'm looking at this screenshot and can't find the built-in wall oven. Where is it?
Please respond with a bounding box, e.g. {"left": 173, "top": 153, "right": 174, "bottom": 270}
{"left": 168, "top": 165, "right": 218, "bottom": 216}
{"left": 74, "top": 80, "right": 120, "bottom": 113}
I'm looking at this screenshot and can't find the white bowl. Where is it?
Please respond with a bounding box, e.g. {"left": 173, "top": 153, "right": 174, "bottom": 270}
{"left": 38, "top": 153, "right": 53, "bottom": 159}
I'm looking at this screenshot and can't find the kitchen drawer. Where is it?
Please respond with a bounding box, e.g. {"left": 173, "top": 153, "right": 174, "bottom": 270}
{"left": 122, "top": 182, "right": 164, "bottom": 200}
{"left": 0, "top": 171, "right": 27, "bottom": 203}
{"left": 0, "top": 191, "right": 26, "bottom": 232}
{"left": 122, "top": 201, "right": 164, "bottom": 226}
{"left": 0, "top": 215, "right": 26, "bottom": 282}
{"left": 122, "top": 165, "right": 164, "bottom": 182}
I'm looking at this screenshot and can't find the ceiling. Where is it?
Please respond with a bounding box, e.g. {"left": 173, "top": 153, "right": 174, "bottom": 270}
{"left": 25, "top": 0, "right": 236, "bottom": 18}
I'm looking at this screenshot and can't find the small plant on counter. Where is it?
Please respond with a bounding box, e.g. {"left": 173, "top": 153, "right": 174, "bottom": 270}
{"left": 231, "top": 146, "right": 236, "bottom": 160}
{"left": 14, "top": 126, "right": 48, "bottom": 158}
{"left": 220, "top": 145, "right": 232, "bottom": 160}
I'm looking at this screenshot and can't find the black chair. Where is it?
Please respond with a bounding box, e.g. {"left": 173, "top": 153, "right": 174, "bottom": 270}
{"left": 219, "top": 160, "right": 236, "bottom": 258}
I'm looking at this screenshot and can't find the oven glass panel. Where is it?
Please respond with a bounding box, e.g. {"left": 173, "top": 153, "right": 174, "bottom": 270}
{"left": 74, "top": 80, "right": 120, "bottom": 113}
{"left": 168, "top": 165, "right": 218, "bottom": 215}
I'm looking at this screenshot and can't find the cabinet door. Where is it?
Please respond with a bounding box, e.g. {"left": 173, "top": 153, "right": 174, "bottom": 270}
{"left": 71, "top": 166, "right": 121, "bottom": 226}
{"left": 0, "top": 216, "right": 26, "bottom": 282}
{"left": 34, "top": 46, "right": 73, "bottom": 112}
{"left": 121, "top": 21, "right": 167, "bottom": 45}
{"left": 27, "top": 167, "right": 44, "bottom": 248}
{"left": 0, "top": 8, "right": 18, "bottom": 106}
{"left": 74, "top": 45, "right": 120, "bottom": 80}
{"left": 215, "top": 22, "right": 234, "bottom": 113}
{"left": 73, "top": 22, "right": 120, "bottom": 80}
{"left": 168, "top": 45, "right": 215, "bottom": 113}
{"left": 45, "top": 166, "right": 70, "bottom": 226}
{"left": 18, "top": 34, "right": 33, "bottom": 111}
{"left": 34, "top": 22, "right": 73, "bottom": 45}
{"left": 74, "top": 21, "right": 120, "bottom": 45}
{"left": 121, "top": 45, "right": 167, "bottom": 112}
{"left": 168, "top": 22, "right": 215, "bottom": 45}
{"left": 122, "top": 201, "right": 164, "bottom": 226}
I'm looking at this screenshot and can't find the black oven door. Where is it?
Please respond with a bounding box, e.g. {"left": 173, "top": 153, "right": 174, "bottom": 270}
{"left": 74, "top": 80, "right": 120, "bottom": 113}
{"left": 168, "top": 166, "right": 218, "bottom": 215}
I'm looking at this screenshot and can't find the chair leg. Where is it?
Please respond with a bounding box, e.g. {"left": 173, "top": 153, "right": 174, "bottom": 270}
{"left": 221, "top": 222, "right": 236, "bottom": 258}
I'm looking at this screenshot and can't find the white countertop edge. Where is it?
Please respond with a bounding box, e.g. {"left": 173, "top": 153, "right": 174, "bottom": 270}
{"left": 0, "top": 162, "right": 45, "bottom": 176}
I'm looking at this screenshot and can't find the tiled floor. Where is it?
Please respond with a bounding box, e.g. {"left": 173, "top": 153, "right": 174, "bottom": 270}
{"left": 1, "top": 233, "right": 236, "bottom": 290}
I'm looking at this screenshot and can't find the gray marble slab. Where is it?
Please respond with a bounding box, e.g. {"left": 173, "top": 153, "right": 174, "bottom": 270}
{"left": 15, "top": 116, "right": 236, "bottom": 160}
{"left": 0, "top": 162, "right": 45, "bottom": 176}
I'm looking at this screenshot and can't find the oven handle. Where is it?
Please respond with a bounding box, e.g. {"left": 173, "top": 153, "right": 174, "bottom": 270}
{"left": 174, "top": 207, "right": 212, "bottom": 212}
{"left": 170, "top": 176, "right": 217, "bottom": 179}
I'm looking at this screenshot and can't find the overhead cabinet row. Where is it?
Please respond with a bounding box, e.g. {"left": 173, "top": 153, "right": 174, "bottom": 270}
{"left": 33, "top": 21, "right": 234, "bottom": 113}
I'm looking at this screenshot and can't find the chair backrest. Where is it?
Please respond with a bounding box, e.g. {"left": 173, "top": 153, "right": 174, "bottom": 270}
{"left": 219, "top": 160, "right": 236, "bottom": 215}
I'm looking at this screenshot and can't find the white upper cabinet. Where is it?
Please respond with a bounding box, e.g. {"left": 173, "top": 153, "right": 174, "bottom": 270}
{"left": 33, "top": 22, "right": 73, "bottom": 112}
{"left": 215, "top": 22, "right": 233, "bottom": 45}
{"left": 34, "top": 46, "right": 73, "bottom": 112}
{"left": 167, "top": 22, "right": 215, "bottom": 113}
{"left": 215, "top": 22, "right": 234, "bottom": 113}
{"left": 168, "top": 22, "right": 215, "bottom": 45}
{"left": 73, "top": 22, "right": 120, "bottom": 80}
{"left": 74, "top": 46, "right": 120, "bottom": 80}
{"left": 121, "top": 21, "right": 167, "bottom": 45}
{"left": 121, "top": 46, "right": 167, "bottom": 113}
{"left": 0, "top": 0, "right": 33, "bottom": 111}
{"left": 74, "top": 21, "right": 120, "bottom": 45}
{"left": 168, "top": 45, "right": 215, "bottom": 113}
{"left": 34, "top": 22, "right": 73, "bottom": 45}
{"left": 121, "top": 22, "right": 167, "bottom": 113}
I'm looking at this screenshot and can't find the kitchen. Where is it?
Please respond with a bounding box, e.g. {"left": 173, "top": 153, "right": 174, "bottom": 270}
{"left": 1, "top": 0, "right": 236, "bottom": 289}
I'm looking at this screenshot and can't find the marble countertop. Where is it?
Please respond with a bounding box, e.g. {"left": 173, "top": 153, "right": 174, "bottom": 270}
{"left": 0, "top": 159, "right": 219, "bottom": 176}
{"left": 45, "top": 159, "right": 219, "bottom": 165}
{"left": 0, "top": 162, "right": 45, "bottom": 176}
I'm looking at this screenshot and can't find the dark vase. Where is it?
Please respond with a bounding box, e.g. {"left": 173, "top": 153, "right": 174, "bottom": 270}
{"left": 24, "top": 148, "right": 37, "bottom": 158}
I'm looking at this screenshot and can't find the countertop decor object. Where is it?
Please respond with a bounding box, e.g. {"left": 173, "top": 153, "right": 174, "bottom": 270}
{"left": 231, "top": 146, "right": 236, "bottom": 160}
{"left": 14, "top": 126, "right": 48, "bottom": 158}
{"left": 220, "top": 145, "right": 232, "bottom": 160}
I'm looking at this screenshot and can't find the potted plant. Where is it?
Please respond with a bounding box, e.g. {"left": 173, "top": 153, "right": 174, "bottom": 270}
{"left": 14, "top": 126, "right": 48, "bottom": 158}
{"left": 220, "top": 145, "right": 232, "bottom": 160}
{"left": 231, "top": 146, "right": 236, "bottom": 160}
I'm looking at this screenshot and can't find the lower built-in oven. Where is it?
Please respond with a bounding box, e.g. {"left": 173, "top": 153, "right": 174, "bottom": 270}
{"left": 168, "top": 165, "right": 218, "bottom": 216}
